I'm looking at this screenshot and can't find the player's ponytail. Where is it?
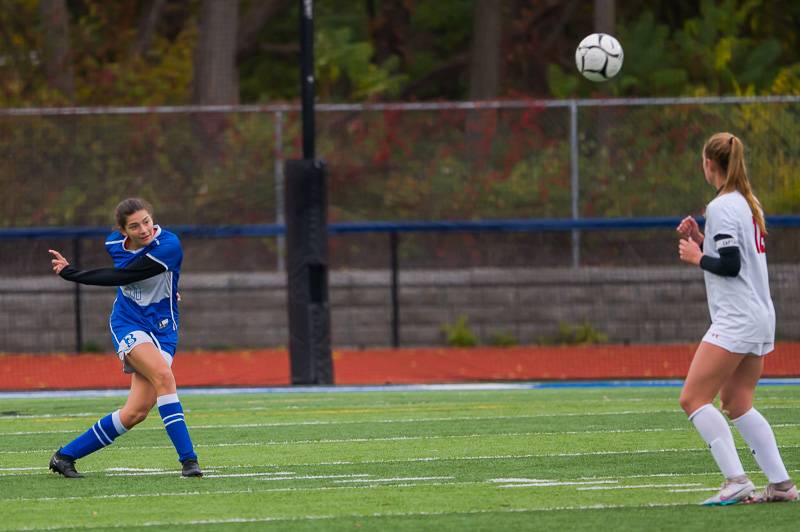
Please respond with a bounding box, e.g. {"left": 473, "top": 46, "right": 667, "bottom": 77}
{"left": 114, "top": 198, "right": 154, "bottom": 228}
{"left": 704, "top": 133, "right": 767, "bottom": 235}
{"left": 727, "top": 136, "right": 766, "bottom": 236}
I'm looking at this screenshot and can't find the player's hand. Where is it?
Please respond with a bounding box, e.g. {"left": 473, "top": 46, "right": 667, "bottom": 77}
{"left": 48, "top": 249, "right": 69, "bottom": 274}
{"left": 676, "top": 216, "right": 703, "bottom": 242}
{"left": 678, "top": 237, "right": 703, "bottom": 266}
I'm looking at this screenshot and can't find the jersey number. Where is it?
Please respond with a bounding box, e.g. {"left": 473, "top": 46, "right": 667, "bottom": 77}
{"left": 753, "top": 218, "right": 766, "bottom": 254}
{"left": 123, "top": 285, "right": 142, "bottom": 301}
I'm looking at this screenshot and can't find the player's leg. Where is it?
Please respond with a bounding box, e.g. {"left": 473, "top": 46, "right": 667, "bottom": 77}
{"left": 679, "top": 341, "right": 754, "bottom": 505}
{"left": 124, "top": 340, "right": 202, "bottom": 477}
{"left": 49, "top": 380, "right": 140, "bottom": 479}
{"left": 119, "top": 371, "right": 157, "bottom": 428}
{"left": 723, "top": 354, "right": 797, "bottom": 502}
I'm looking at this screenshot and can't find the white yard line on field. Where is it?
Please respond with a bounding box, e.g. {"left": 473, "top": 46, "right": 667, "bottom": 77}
{"left": 0, "top": 428, "right": 715, "bottom": 454}
{"left": 0, "top": 409, "right": 681, "bottom": 427}
{"left": 4, "top": 405, "right": 799, "bottom": 432}
{"left": 333, "top": 476, "right": 454, "bottom": 483}
{"left": 490, "top": 478, "right": 619, "bottom": 488}
{"left": 7, "top": 445, "right": 800, "bottom": 467}
{"left": 105, "top": 467, "right": 171, "bottom": 472}
{"left": 497, "top": 481, "right": 619, "bottom": 488}
{"left": 9, "top": 502, "right": 693, "bottom": 531}
{"left": 105, "top": 470, "right": 293, "bottom": 477}
{"left": 576, "top": 483, "right": 703, "bottom": 490}
{"left": 7, "top": 463, "right": 798, "bottom": 481}
{"left": 5, "top": 418, "right": 800, "bottom": 438}
{"left": 2, "top": 481, "right": 484, "bottom": 504}
{"left": 226, "top": 473, "right": 367, "bottom": 480}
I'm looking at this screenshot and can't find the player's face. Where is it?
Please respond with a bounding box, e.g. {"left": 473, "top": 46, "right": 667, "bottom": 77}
{"left": 123, "top": 209, "right": 155, "bottom": 249}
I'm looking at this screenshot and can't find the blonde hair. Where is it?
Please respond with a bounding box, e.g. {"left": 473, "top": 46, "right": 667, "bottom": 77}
{"left": 703, "top": 132, "right": 766, "bottom": 235}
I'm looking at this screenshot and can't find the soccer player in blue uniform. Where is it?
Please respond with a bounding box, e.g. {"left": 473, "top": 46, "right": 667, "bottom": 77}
{"left": 47, "top": 198, "right": 201, "bottom": 478}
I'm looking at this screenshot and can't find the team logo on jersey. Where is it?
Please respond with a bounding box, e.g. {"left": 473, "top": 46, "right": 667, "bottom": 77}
{"left": 158, "top": 319, "right": 169, "bottom": 330}
{"left": 122, "top": 333, "right": 136, "bottom": 348}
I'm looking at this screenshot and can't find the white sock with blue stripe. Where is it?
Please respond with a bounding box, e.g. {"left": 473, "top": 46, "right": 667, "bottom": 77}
{"left": 60, "top": 410, "right": 128, "bottom": 460}
{"left": 157, "top": 393, "right": 197, "bottom": 462}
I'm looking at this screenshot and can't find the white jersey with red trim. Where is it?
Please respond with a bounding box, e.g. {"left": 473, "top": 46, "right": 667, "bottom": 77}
{"left": 702, "top": 191, "right": 774, "bottom": 343}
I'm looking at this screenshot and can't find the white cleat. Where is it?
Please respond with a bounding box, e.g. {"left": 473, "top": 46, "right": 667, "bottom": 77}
{"left": 749, "top": 482, "right": 798, "bottom": 503}
{"left": 701, "top": 476, "right": 755, "bottom": 506}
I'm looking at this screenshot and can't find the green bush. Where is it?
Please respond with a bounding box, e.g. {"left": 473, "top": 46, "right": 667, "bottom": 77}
{"left": 441, "top": 314, "right": 478, "bottom": 347}
{"left": 488, "top": 331, "right": 517, "bottom": 347}
{"left": 539, "top": 321, "right": 608, "bottom": 346}
{"left": 81, "top": 340, "right": 103, "bottom": 353}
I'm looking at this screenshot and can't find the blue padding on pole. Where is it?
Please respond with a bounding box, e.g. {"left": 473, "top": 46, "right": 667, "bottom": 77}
{"left": 0, "top": 224, "right": 285, "bottom": 239}
{"left": 2, "top": 215, "right": 800, "bottom": 240}
{"left": 327, "top": 217, "right": 691, "bottom": 234}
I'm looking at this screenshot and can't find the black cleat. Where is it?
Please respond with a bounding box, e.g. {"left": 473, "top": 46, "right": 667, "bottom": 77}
{"left": 181, "top": 458, "right": 203, "bottom": 477}
{"left": 49, "top": 451, "right": 83, "bottom": 478}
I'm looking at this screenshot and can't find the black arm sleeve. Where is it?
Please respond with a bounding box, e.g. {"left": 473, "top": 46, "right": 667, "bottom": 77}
{"left": 58, "top": 254, "right": 166, "bottom": 286}
{"left": 699, "top": 234, "right": 741, "bottom": 277}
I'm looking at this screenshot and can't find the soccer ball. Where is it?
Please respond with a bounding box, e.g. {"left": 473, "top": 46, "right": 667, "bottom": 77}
{"left": 575, "top": 33, "right": 623, "bottom": 82}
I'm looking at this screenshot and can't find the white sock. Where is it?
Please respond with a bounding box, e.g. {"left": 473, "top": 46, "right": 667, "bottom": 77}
{"left": 732, "top": 407, "right": 790, "bottom": 483}
{"left": 689, "top": 404, "right": 745, "bottom": 479}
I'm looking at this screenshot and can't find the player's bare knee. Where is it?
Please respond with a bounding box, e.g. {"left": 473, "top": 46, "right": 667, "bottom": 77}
{"left": 721, "top": 400, "right": 749, "bottom": 420}
{"left": 678, "top": 391, "right": 696, "bottom": 416}
{"left": 151, "top": 367, "right": 176, "bottom": 394}
{"left": 719, "top": 397, "right": 732, "bottom": 417}
{"left": 120, "top": 407, "right": 149, "bottom": 428}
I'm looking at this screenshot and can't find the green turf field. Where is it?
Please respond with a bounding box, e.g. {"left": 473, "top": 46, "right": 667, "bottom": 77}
{"left": 1, "top": 384, "right": 799, "bottom": 531}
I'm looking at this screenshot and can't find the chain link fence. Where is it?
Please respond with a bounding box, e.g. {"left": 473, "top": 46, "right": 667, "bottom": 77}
{"left": 1, "top": 97, "right": 799, "bottom": 352}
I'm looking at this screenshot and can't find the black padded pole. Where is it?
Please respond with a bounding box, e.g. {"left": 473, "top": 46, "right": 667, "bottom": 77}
{"left": 284, "top": 1, "right": 332, "bottom": 384}
{"left": 284, "top": 159, "right": 333, "bottom": 384}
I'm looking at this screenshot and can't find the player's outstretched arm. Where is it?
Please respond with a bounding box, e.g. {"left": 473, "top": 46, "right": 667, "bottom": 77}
{"left": 48, "top": 250, "right": 166, "bottom": 286}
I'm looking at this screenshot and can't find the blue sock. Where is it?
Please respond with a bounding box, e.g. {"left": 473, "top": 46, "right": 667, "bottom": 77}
{"left": 60, "top": 410, "right": 128, "bottom": 460}
{"left": 157, "top": 394, "right": 197, "bottom": 462}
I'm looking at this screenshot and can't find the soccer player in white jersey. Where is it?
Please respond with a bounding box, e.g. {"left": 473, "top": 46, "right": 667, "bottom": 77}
{"left": 676, "top": 133, "right": 795, "bottom": 505}
{"left": 47, "top": 198, "right": 202, "bottom": 478}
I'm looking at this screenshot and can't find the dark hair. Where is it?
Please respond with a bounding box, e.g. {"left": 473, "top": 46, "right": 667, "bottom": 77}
{"left": 703, "top": 132, "right": 766, "bottom": 235}
{"left": 114, "top": 198, "right": 153, "bottom": 228}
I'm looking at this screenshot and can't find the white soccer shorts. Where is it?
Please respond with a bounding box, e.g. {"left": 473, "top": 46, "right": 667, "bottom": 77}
{"left": 702, "top": 326, "right": 774, "bottom": 356}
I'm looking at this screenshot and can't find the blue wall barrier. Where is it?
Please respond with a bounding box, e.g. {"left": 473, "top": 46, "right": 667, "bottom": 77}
{"left": 4, "top": 216, "right": 800, "bottom": 352}
{"left": 3, "top": 215, "right": 800, "bottom": 240}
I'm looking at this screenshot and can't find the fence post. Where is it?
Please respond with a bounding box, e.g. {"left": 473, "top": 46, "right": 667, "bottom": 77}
{"left": 569, "top": 100, "right": 581, "bottom": 268}
{"left": 274, "top": 109, "right": 286, "bottom": 272}
{"left": 390, "top": 231, "right": 400, "bottom": 347}
{"left": 72, "top": 237, "right": 82, "bottom": 353}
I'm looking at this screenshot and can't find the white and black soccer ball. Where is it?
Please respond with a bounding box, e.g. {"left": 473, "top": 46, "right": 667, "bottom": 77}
{"left": 575, "top": 33, "right": 623, "bottom": 82}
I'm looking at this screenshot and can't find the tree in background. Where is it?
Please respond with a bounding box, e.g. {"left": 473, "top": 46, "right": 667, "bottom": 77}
{"left": 468, "top": 0, "right": 502, "bottom": 100}
{"left": 39, "top": 0, "right": 75, "bottom": 102}
{"left": 0, "top": 0, "right": 799, "bottom": 107}
{"left": 193, "top": 0, "right": 239, "bottom": 105}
